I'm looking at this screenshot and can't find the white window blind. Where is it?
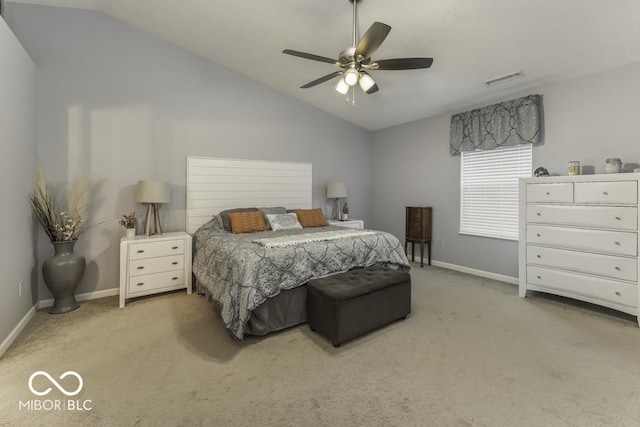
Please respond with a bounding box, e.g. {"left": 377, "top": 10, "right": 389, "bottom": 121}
{"left": 460, "top": 144, "right": 532, "bottom": 240}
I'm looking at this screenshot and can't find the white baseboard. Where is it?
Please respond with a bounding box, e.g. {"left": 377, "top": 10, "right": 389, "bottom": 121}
{"left": 1, "top": 287, "right": 119, "bottom": 358}
{"left": 37, "top": 287, "right": 119, "bottom": 309}
{"left": 410, "top": 255, "right": 518, "bottom": 285}
{"left": 0, "top": 305, "right": 37, "bottom": 358}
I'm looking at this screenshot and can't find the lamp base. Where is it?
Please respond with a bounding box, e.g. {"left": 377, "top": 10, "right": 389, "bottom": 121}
{"left": 143, "top": 203, "right": 163, "bottom": 236}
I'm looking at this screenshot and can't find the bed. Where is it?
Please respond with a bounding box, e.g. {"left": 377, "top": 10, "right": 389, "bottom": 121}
{"left": 187, "top": 157, "right": 410, "bottom": 340}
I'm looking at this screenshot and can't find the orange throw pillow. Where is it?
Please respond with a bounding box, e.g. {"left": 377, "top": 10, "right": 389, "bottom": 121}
{"left": 295, "top": 208, "right": 329, "bottom": 228}
{"left": 229, "top": 211, "right": 268, "bottom": 234}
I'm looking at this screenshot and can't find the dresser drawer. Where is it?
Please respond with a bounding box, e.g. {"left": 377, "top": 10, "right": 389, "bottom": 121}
{"left": 526, "top": 205, "right": 637, "bottom": 230}
{"left": 129, "top": 239, "right": 185, "bottom": 260}
{"left": 129, "top": 255, "right": 184, "bottom": 277}
{"left": 574, "top": 181, "right": 638, "bottom": 204}
{"left": 527, "top": 225, "right": 637, "bottom": 256}
{"left": 527, "top": 266, "right": 637, "bottom": 308}
{"left": 128, "top": 270, "right": 185, "bottom": 295}
{"left": 526, "top": 183, "right": 573, "bottom": 203}
{"left": 527, "top": 245, "right": 637, "bottom": 282}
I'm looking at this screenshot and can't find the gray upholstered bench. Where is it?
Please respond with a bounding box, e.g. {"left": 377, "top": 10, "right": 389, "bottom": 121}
{"left": 307, "top": 266, "right": 411, "bottom": 347}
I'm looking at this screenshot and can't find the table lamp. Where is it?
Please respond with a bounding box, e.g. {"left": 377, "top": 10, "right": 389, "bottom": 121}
{"left": 136, "top": 180, "right": 170, "bottom": 236}
{"left": 326, "top": 182, "right": 348, "bottom": 221}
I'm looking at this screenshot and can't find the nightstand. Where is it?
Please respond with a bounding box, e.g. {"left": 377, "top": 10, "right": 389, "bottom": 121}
{"left": 328, "top": 219, "right": 365, "bottom": 229}
{"left": 119, "top": 231, "right": 192, "bottom": 307}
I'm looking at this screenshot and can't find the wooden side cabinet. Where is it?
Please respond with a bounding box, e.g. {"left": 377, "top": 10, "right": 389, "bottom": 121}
{"left": 405, "top": 206, "right": 432, "bottom": 267}
{"left": 119, "top": 231, "right": 192, "bottom": 307}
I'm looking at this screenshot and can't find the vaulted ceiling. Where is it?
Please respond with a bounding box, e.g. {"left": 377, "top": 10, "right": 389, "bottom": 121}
{"left": 8, "top": 0, "right": 640, "bottom": 130}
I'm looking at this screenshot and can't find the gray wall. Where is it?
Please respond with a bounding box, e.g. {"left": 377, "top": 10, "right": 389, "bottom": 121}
{"left": 5, "top": 4, "right": 372, "bottom": 299}
{"left": 0, "top": 17, "right": 37, "bottom": 347}
{"left": 371, "top": 60, "right": 640, "bottom": 278}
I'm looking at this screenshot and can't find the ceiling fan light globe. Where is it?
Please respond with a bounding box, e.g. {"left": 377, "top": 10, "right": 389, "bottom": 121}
{"left": 335, "top": 78, "right": 350, "bottom": 95}
{"left": 344, "top": 69, "right": 359, "bottom": 86}
{"left": 358, "top": 72, "right": 376, "bottom": 92}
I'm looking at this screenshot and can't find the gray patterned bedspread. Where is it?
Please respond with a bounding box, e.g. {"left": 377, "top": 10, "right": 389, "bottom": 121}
{"left": 193, "top": 217, "right": 411, "bottom": 339}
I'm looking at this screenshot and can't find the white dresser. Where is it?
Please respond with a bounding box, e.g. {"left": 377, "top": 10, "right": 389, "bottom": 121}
{"left": 519, "top": 174, "right": 640, "bottom": 325}
{"left": 119, "top": 232, "right": 192, "bottom": 307}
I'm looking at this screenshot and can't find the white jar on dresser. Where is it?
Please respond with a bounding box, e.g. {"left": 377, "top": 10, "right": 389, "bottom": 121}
{"left": 519, "top": 174, "right": 640, "bottom": 325}
{"left": 119, "top": 231, "right": 192, "bottom": 307}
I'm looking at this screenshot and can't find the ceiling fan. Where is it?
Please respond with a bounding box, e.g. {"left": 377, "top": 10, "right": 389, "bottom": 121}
{"left": 283, "top": 0, "right": 433, "bottom": 99}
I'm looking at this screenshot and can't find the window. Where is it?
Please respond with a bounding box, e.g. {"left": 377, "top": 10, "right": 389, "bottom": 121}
{"left": 460, "top": 144, "right": 532, "bottom": 240}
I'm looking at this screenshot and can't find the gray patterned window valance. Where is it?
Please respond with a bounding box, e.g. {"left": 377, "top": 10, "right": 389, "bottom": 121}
{"left": 449, "top": 94, "right": 543, "bottom": 155}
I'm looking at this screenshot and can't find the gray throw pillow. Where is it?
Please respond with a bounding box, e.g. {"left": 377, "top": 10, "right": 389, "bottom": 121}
{"left": 219, "top": 208, "right": 258, "bottom": 231}
{"left": 259, "top": 206, "right": 287, "bottom": 229}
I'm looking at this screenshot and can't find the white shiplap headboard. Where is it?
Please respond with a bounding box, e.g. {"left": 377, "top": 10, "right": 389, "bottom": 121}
{"left": 186, "top": 157, "right": 312, "bottom": 234}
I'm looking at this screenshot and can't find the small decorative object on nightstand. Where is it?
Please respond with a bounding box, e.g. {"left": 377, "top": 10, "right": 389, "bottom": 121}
{"left": 405, "top": 207, "right": 432, "bottom": 267}
{"left": 119, "top": 231, "right": 192, "bottom": 307}
{"left": 328, "top": 219, "right": 364, "bottom": 229}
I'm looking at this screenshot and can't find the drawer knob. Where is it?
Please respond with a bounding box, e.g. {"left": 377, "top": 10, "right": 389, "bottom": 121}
{"left": 172, "top": 246, "right": 179, "bottom": 250}
{"left": 615, "top": 216, "right": 621, "bottom": 220}
{"left": 536, "top": 255, "right": 541, "bottom": 258}
{"left": 171, "top": 261, "right": 179, "bottom": 265}
{"left": 137, "top": 250, "right": 145, "bottom": 253}
{"left": 172, "top": 277, "right": 178, "bottom": 280}
{"left": 615, "top": 291, "right": 621, "bottom": 296}
{"left": 615, "top": 267, "right": 621, "bottom": 271}
{"left": 137, "top": 266, "right": 144, "bottom": 270}
{"left": 536, "top": 212, "right": 541, "bottom": 216}
{"left": 137, "top": 282, "right": 144, "bottom": 286}
{"left": 536, "top": 233, "right": 541, "bottom": 237}
{"left": 603, "top": 191, "right": 609, "bottom": 195}
{"left": 545, "top": 192, "right": 550, "bottom": 195}
{"left": 614, "top": 241, "right": 621, "bottom": 246}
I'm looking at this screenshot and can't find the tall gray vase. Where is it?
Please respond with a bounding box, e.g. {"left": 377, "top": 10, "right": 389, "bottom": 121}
{"left": 42, "top": 240, "right": 85, "bottom": 314}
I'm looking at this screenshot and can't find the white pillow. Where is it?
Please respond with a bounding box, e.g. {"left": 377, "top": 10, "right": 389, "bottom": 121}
{"left": 266, "top": 213, "right": 303, "bottom": 231}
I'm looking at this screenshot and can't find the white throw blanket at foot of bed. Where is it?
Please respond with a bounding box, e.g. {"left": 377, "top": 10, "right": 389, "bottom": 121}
{"left": 252, "top": 229, "right": 377, "bottom": 248}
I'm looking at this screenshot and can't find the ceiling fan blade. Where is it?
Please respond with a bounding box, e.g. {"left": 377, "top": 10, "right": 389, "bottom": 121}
{"left": 355, "top": 22, "right": 391, "bottom": 61}
{"left": 373, "top": 58, "right": 434, "bottom": 70}
{"left": 300, "top": 71, "right": 343, "bottom": 89}
{"left": 283, "top": 49, "right": 339, "bottom": 65}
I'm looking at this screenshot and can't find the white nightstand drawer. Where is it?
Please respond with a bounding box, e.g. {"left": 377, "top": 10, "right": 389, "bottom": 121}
{"left": 128, "top": 270, "right": 185, "bottom": 295}
{"left": 526, "top": 183, "right": 573, "bottom": 203}
{"left": 328, "top": 219, "right": 364, "bottom": 229}
{"left": 527, "top": 266, "right": 637, "bottom": 308}
{"left": 574, "top": 181, "right": 638, "bottom": 204}
{"left": 527, "top": 225, "right": 637, "bottom": 256}
{"left": 526, "top": 205, "right": 637, "bottom": 230}
{"left": 527, "top": 245, "right": 637, "bottom": 282}
{"left": 129, "top": 255, "right": 184, "bottom": 277}
{"left": 129, "top": 239, "right": 184, "bottom": 260}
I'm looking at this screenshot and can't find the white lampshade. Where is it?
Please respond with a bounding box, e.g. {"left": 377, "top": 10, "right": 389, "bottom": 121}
{"left": 335, "top": 77, "right": 350, "bottom": 95}
{"left": 136, "top": 180, "right": 171, "bottom": 203}
{"left": 343, "top": 69, "right": 359, "bottom": 87}
{"left": 358, "top": 72, "right": 376, "bottom": 93}
{"left": 326, "top": 182, "right": 348, "bottom": 199}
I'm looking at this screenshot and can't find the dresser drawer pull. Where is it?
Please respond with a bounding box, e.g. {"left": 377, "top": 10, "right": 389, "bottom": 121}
{"left": 137, "top": 282, "right": 144, "bottom": 286}
{"left": 536, "top": 212, "right": 541, "bottom": 216}
{"left": 172, "top": 246, "right": 179, "bottom": 250}
{"left": 172, "top": 277, "right": 179, "bottom": 281}
{"left": 536, "top": 255, "right": 541, "bottom": 258}
{"left": 171, "top": 261, "right": 179, "bottom": 265}
{"left": 615, "top": 291, "right": 621, "bottom": 296}
{"left": 614, "top": 241, "right": 621, "bottom": 246}
{"left": 137, "top": 250, "right": 145, "bottom": 253}
{"left": 603, "top": 191, "right": 609, "bottom": 195}
{"left": 537, "top": 275, "right": 541, "bottom": 279}
{"left": 615, "top": 267, "right": 621, "bottom": 271}
{"left": 545, "top": 192, "right": 550, "bottom": 195}
{"left": 536, "top": 233, "right": 541, "bottom": 237}
{"left": 615, "top": 216, "right": 621, "bottom": 220}
{"left": 137, "top": 266, "right": 144, "bottom": 270}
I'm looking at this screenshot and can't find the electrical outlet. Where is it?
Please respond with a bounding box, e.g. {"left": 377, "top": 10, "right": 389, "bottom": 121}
{"left": 437, "top": 239, "right": 444, "bottom": 249}
{"left": 19, "top": 281, "right": 24, "bottom": 297}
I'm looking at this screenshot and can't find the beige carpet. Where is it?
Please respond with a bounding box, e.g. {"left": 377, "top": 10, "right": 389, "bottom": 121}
{"left": 2, "top": 264, "right": 640, "bottom": 427}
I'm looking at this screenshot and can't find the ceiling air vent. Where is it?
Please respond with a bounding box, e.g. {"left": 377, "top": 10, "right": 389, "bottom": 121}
{"left": 485, "top": 71, "right": 525, "bottom": 87}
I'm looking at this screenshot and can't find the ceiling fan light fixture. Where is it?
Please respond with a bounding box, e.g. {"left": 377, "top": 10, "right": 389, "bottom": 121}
{"left": 358, "top": 72, "right": 376, "bottom": 92}
{"left": 335, "top": 78, "right": 350, "bottom": 95}
{"left": 343, "top": 68, "right": 359, "bottom": 86}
